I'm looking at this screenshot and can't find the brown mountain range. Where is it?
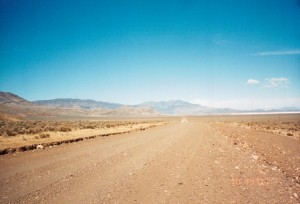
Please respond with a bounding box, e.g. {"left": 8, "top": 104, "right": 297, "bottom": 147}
{"left": 0, "top": 92, "right": 158, "bottom": 120}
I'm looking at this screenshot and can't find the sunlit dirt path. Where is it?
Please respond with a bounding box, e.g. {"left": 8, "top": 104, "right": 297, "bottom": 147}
{"left": 0, "top": 120, "right": 298, "bottom": 203}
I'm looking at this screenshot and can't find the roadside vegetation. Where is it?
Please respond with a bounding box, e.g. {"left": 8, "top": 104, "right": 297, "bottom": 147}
{"left": 0, "top": 120, "right": 161, "bottom": 137}
{"left": 221, "top": 120, "right": 300, "bottom": 140}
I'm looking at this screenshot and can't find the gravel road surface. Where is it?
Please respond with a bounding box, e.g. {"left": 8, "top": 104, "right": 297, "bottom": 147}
{"left": 0, "top": 120, "right": 299, "bottom": 203}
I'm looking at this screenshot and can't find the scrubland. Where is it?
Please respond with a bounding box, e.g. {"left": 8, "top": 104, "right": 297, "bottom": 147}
{"left": 0, "top": 119, "right": 167, "bottom": 152}
{"left": 227, "top": 120, "right": 300, "bottom": 140}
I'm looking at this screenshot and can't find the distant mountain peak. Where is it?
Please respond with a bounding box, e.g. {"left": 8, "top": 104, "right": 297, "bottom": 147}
{"left": 141, "top": 99, "right": 199, "bottom": 106}
{"left": 138, "top": 100, "right": 206, "bottom": 115}
{"left": 0, "top": 91, "right": 30, "bottom": 105}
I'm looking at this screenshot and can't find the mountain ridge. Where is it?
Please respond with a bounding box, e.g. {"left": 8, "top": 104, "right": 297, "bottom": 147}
{"left": 0, "top": 92, "right": 299, "bottom": 119}
{"left": 0, "top": 92, "right": 159, "bottom": 118}
{"left": 0, "top": 92, "right": 31, "bottom": 105}
{"left": 138, "top": 100, "right": 240, "bottom": 115}
{"left": 34, "top": 98, "right": 123, "bottom": 110}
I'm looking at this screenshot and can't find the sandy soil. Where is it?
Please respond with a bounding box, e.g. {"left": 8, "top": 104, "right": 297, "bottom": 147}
{"left": 0, "top": 118, "right": 299, "bottom": 203}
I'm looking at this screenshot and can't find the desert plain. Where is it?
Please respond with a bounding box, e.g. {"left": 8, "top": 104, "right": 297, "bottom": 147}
{"left": 0, "top": 114, "right": 299, "bottom": 203}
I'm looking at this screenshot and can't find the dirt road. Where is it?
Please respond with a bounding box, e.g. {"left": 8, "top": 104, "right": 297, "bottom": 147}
{"left": 0, "top": 120, "right": 299, "bottom": 203}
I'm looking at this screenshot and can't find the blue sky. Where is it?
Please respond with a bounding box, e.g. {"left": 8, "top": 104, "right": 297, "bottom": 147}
{"left": 0, "top": 0, "right": 299, "bottom": 109}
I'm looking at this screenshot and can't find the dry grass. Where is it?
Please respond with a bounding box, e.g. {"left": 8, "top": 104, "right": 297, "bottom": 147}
{"left": 222, "top": 120, "right": 300, "bottom": 140}
{"left": 0, "top": 120, "right": 167, "bottom": 150}
{"left": 0, "top": 120, "right": 158, "bottom": 137}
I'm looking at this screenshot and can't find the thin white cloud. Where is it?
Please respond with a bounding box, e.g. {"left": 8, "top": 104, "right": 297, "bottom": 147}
{"left": 265, "top": 77, "right": 289, "bottom": 88}
{"left": 254, "top": 49, "right": 300, "bottom": 56}
{"left": 247, "top": 79, "right": 260, "bottom": 85}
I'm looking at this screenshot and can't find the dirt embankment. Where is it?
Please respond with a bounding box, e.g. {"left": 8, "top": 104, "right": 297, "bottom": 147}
{"left": 0, "top": 120, "right": 167, "bottom": 155}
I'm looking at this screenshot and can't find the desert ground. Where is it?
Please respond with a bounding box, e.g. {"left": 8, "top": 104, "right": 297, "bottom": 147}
{"left": 0, "top": 114, "right": 299, "bottom": 203}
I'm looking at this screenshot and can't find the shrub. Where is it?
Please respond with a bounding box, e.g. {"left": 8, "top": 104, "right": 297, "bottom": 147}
{"left": 26, "top": 128, "right": 42, "bottom": 134}
{"left": 6, "top": 129, "right": 17, "bottom": 136}
{"left": 60, "top": 126, "right": 72, "bottom": 132}
{"left": 84, "top": 125, "right": 95, "bottom": 129}
{"left": 39, "top": 133, "right": 50, "bottom": 138}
